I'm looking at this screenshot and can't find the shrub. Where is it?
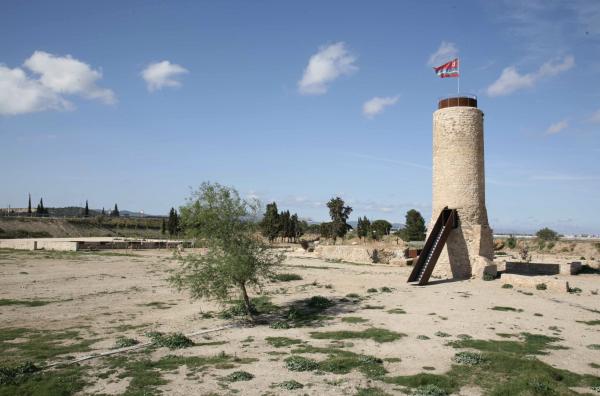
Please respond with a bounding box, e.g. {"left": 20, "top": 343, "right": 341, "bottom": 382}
{"left": 536, "top": 283, "right": 547, "bottom": 291}
{"left": 146, "top": 332, "right": 193, "bottom": 349}
{"left": 279, "top": 380, "right": 304, "bottom": 390}
{"left": 307, "top": 296, "right": 334, "bottom": 309}
{"left": 414, "top": 384, "right": 448, "bottom": 396}
{"left": 483, "top": 273, "right": 495, "bottom": 281}
{"left": 502, "top": 284, "right": 513, "bottom": 289}
{"left": 568, "top": 287, "right": 582, "bottom": 294}
{"left": 380, "top": 287, "right": 392, "bottom": 293}
{"left": 273, "top": 273, "right": 302, "bottom": 282}
{"left": 506, "top": 235, "right": 517, "bottom": 249}
{"left": 536, "top": 227, "right": 559, "bottom": 241}
{"left": 284, "top": 355, "right": 319, "bottom": 371}
{"left": 0, "top": 361, "right": 40, "bottom": 385}
{"left": 115, "top": 337, "right": 139, "bottom": 348}
{"left": 454, "top": 351, "right": 486, "bottom": 365}
{"left": 224, "top": 371, "right": 254, "bottom": 382}
{"left": 367, "top": 288, "right": 378, "bottom": 293}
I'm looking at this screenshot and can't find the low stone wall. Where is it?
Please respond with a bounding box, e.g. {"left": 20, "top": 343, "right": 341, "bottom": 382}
{"left": 500, "top": 274, "right": 569, "bottom": 292}
{"left": 36, "top": 240, "right": 79, "bottom": 251}
{"left": 0, "top": 239, "right": 37, "bottom": 250}
{"left": 314, "top": 245, "right": 405, "bottom": 265}
{"left": 504, "top": 261, "right": 581, "bottom": 276}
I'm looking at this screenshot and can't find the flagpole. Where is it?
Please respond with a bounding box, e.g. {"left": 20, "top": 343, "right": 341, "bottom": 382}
{"left": 457, "top": 58, "right": 460, "bottom": 94}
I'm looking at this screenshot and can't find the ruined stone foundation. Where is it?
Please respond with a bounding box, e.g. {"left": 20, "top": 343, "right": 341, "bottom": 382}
{"left": 430, "top": 106, "right": 494, "bottom": 279}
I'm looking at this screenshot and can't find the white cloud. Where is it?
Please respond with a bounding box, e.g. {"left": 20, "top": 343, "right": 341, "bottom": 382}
{"left": 0, "top": 65, "right": 72, "bottom": 115}
{"left": 24, "top": 51, "right": 115, "bottom": 103}
{"left": 545, "top": 120, "right": 568, "bottom": 135}
{"left": 588, "top": 108, "right": 600, "bottom": 124}
{"left": 362, "top": 96, "right": 399, "bottom": 118}
{"left": 487, "top": 55, "right": 574, "bottom": 96}
{"left": 0, "top": 51, "right": 115, "bottom": 116}
{"left": 298, "top": 42, "right": 357, "bottom": 95}
{"left": 427, "top": 41, "right": 458, "bottom": 66}
{"left": 141, "top": 60, "right": 188, "bottom": 92}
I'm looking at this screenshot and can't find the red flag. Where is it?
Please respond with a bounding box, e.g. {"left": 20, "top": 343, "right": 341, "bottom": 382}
{"left": 434, "top": 58, "right": 459, "bottom": 78}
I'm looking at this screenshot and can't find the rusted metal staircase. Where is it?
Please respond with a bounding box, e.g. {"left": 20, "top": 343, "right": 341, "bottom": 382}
{"left": 407, "top": 207, "right": 458, "bottom": 285}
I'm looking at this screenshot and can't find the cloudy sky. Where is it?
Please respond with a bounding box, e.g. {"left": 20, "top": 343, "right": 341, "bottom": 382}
{"left": 1, "top": 1, "right": 599, "bottom": 234}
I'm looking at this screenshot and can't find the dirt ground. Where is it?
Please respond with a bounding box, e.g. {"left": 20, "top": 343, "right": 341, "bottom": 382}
{"left": 0, "top": 248, "right": 599, "bottom": 395}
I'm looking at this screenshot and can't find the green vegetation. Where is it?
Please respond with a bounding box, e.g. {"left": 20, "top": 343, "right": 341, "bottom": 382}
{"left": 322, "top": 197, "right": 353, "bottom": 242}
{"left": 387, "top": 308, "right": 406, "bottom": 314}
{"left": 568, "top": 286, "right": 583, "bottom": 294}
{"left": 356, "top": 216, "right": 371, "bottom": 241}
{"left": 265, "top": 337, "right": 303, "bottom": 348}
{"left": 0, "top": 363, "right": 87, "bottom": 396}
{"left": 115, "top": 337, "right": 140, "bottom": 348}
{"left": 398, "top": 209, "right": 426, "bottom": 241}
{"left": 0, "top": 299, "right": 52, "bottom": 307}
{"left": 588, "top": 344, "right": 600, "bottom": 350}
{"left": 491, "top": 306, "right": 523, "bottom": 312}
{"left": 145, "top": 332, "right": 193, "bottom": 349}
{"left": 536, "top": 283, "right": 547, "bottom": 290}
{"left": 501, "top": 283, "right": 513, "bottom": 289}
{"left": 167, "top": 207, "right": 179, "bottom": 236}
{"left": 536, "top": 227, "right": 559, "bottom": 241}
{"left": 434, "top": 331, "right": 451, "bottom": 338}
{"left": 355, "top": 387, "right": 390, "bottom": 396}
{"left": 259, "top": 202, "right": 306, "bottom": 243}
{"left": 346, "top": 293, "right": 361, "bottom": 299}
{"left": 370, "top": 220, "right": 392, "bottom": 240}
{"left": 506, "top": 235, "right": 517, "bottom": 249}
{"left": 384, "top": 332, "right": 598, "bottom": 395}
{"left": 170, "top": 182, "right": 284, "bottom": 320}
{"left": 270, "top": 295, "right": 336, "bottom": 329}
{"left": 367, "top": 288, "right": 378, "bottom": 293}
{"left": 277, "top": 380, "right": 304, "bottom": 390}
{"left": 417, "top": 335, "right": 430, "bottom": 340}
{"left": 288, "top": 345, "right": 387, "bottom": 378}
{"left": 380, "top": 286, "right": 392, "bottom": 293}
{"left": 219, "top": 296, "right": 279, "bottom": 319}
{"left": 272, "top": 273, "right": 302, "bottom": 282}
{"left": 342, "top": 316, "right": 369, "bottom": 324}
{"left": 0, "top": 327, "right": 97, "bottom": 365}
{"left": 310, "top": 328, "right": 405, "bottom": 343}
{"left": 577, "top": 320, "right": 600, "bottom": 326}
{"left": 223, "top": 370, "right": 254, "bottom": 382}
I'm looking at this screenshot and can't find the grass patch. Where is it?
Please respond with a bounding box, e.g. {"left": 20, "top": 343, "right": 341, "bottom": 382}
{"left": 277, "top": 379, "right": 304, "bottom": 389}
{"left": 0, "top": 327, "right": 97, "bottom": 365}
{"left": 577, "top": 320, "right": 600, "bottom": 326}
{"left": 265, "top": 337, "right": 303, "bottom": 348}
{"left": 284, "top": 355, "right": 319, "bottom": 371}
{"left": 310, "top": 327, "right": 405, "bottom": 343}
{"left": 220, "top": 296, "right": 279, "bottom": 319}
{"left": 270, "top": 295, "right": 335, "bottom": 328}
{"left": 491, "top": 306, "right": 523, "bottom": 312}
{"left": 342, "top": 316, "right": 369, "bottom": 324}
{"left": 223, "top": 370, "right": 253, "bottom": 382}
{"left": 387, "top": 308, "right": 406, "bottom": 314}
{"left": 588, "top": 344, "right": 600, "bottom": 350}
{"left": 355, "top": 387, "right": 391, "bottom": 396}
{"left": 272, "top": 273, "right": 302, "bottom": 282}
{"left": 115, "top": 337, "right": 139, "bottom": 348}
{"left": 145, "top": 332, "right": 193, "bottom": 349}
{"left": 434, "top": 331, "right": 451, "bottom": 338}
{"left": 290, "top": 345, "right": 387, "bottom": 378}
{"left": 0, "top": 299, "right": 53, "bottom": 307}
{"left": 0, "top": 363, "right": 88, "bottom": 396}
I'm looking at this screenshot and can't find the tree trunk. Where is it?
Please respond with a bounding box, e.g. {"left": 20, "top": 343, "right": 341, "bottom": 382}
{"left": 239, "top": 283, "right": 254, "bottom": 321}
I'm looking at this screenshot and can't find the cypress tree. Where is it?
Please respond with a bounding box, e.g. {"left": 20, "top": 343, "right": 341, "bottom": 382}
{"left": 84, "top": 200, "right": 89, "bottom": 217}
{"left": 27, "top": 194, "right": 32, "bottom": 215}
{"left": 101, "top": 207, "right": 106, "bottom": 216}
{"left": 161, "top": 218, "right": 166, "bottom": 235}
{"left": 111, "top": 204, "right": 120, "bottom": 217}
{"left": 402, "top": 209, "right": 426, "bottom": 241}
{"left": 167, "top": 207, "right": 179, "bottom": 236}
{"left": 260, "top": 202, "right": 280, "bottom": 243}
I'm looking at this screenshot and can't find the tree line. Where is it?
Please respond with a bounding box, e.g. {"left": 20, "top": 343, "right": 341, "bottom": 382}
{"left": 259, "top": 202, "right": 307, "bottom": 243}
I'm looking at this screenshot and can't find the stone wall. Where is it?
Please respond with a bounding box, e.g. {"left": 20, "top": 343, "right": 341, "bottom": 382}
{"left": 431, "top": 106, "right": 494, "bottom": 279}
{"left": 314, "top": 245, "right": 405, "bottom": 265}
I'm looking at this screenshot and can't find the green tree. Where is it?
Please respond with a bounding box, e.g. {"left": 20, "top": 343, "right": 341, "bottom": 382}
{"left": 536, "top": 227, "right": 559, "bottom": 241}
{"left": 36, "top": 198, "right": 48, "bottom": 217}
{"left": 506, "top": 235, "right": 517, "bottom": 249}
{"left": 84, "top": 200, "right": 89, "bottom": 217}
{"left": 101, "top": 207, "right": 106, "bottom": 216}
{"left": 111, "top": 204, "right": 120, "bottom": 217}
{"left": 161, "top": 218, "right": 166, "bottom": 235}
{"left": 170, "top": 182, "right": 283, "bottom": 320}
{"left": 356, "top": 216, "right": 371, "bottom": 240}
{"left": 401, "top": 209, "right": 426, "bottom": 241}
{"left": 371, "top": 219, "right": 392, "bottom": 240}
{"left": 260, "top": 202, "right": 280, "bottom": 243}
{"left": 326, "top": 197, "right": 353, "bottom": 243}
{"left": 27, "top": 194, "right": 32, "bottom": 215}
{"left": 168, "top": 207, "right": 179, "bottom": 236}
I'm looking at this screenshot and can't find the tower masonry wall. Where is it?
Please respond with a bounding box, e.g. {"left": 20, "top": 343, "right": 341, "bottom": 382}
{"left": 430, "top": 106, "right": 494, "bottom": 279}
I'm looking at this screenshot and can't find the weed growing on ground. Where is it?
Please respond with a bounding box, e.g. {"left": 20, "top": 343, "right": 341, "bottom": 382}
{"left": 272, "top": 273, "right": 302, "bottom": 282}
{"left": 536, "top": 283, "right": 547, "bottom": 290}
{"left": 491, "top": 306, "right": 523, "bottom": 312}
{"left": 434, "top": 331, "right": 451, "bottom": 338}
{"left": 346, "top": 293, "right": 361, "bottom": 299}
{"left": 146, "top": 332, "right": 193, "bottom": 349}
{"left": 277, "top": 379, "right": 304, "bottom": 389}
{"left": 0, "top": 299, "right": 53, "bottom": 307}
{"left": 342, "top": 316, "right": 369, "bottom": 324}
{"left": 355, "top": 387, "right": 391, "bottom": 396}
{"left": 265, "top": 337, "right": 303, "bottom": 348}
{"left": 577, "top": 320, "right": 600, "bottom": 325}
{"left": 501, "top": 284, "right": 513, "bottom": 289}
{"left": 289, "top": 345, "right": 387, "bottom": 378}
{"left": 223, "top": 370, "right": 254, "bottom": 382}
{"left": 115, "top": 337, "right": 139, "bottom": 348}
{"left": 367, "top": 288, "right": 378, "bottom": 293}
{"left": 387, "top": 308, "right": 406, "bottom": 314}
{"left": 310, "top": 327, "right": 405, "bottom": 343}
{"left": 568, "top": 286, "right": 583, "bottom": 294}
{"left": 454, "top": 352, "right": 486, "bottom": 365}
{"left": 219, "top": 296, "right": 279, "bottom": 319}
{"left": 380, "top": 287, "right": 392, "bottom": 293}
{"left": 284, "top": 355, "right": 319, "bottom": 371}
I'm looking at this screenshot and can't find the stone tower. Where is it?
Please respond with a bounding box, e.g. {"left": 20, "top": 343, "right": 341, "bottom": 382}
{"left": 430, "top": 96, "right": 494, "bottom": 279}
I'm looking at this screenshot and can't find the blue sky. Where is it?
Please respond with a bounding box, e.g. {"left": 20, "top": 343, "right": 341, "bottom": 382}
{"left": 1, "top": 1, "right": 599, "bottom": 234}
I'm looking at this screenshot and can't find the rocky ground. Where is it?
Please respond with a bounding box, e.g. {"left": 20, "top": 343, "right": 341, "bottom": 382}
{"left": 0, "top": 248, "right": 599, "bottom": 395}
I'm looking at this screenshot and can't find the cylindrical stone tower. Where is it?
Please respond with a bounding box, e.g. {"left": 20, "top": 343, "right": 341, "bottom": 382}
{"left": 430, "top": 96, "right": 494, "bottom": 279}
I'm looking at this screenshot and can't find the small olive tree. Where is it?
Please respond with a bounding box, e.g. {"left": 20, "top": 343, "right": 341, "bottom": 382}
{"left": 169, "top": 182, "right": 283, "bottom": 320}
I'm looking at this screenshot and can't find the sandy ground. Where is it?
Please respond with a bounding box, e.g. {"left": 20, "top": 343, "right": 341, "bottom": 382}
{"left": 0, "top": 249, "right": 599, "bottom": 395}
